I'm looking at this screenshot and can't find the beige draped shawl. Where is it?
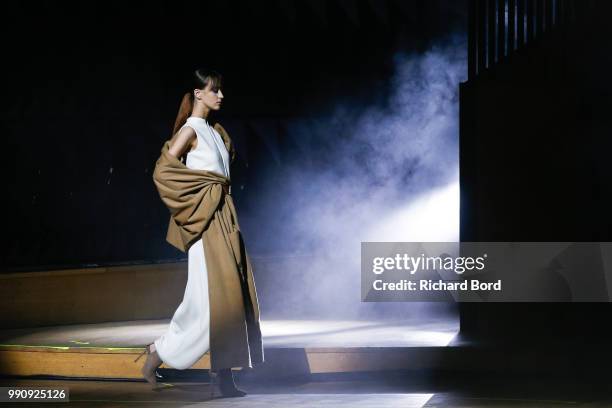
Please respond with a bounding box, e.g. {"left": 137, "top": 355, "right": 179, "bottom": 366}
{"left": 152, "top": 123, "right": 264, "bottom": 370}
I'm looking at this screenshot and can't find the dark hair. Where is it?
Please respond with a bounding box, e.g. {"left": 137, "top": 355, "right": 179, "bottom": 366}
{"left": 172, "top": 68, "right": 223, "bottom": 135}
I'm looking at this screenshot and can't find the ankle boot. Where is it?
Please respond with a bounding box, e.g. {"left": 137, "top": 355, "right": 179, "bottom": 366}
{"left": 216, "top": 368, "right": 246, "bottom": 397}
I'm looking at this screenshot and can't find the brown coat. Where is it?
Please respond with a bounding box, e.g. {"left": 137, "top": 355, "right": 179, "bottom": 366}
{"left": 152, "top": 123, "right": 264, "bottom": 370}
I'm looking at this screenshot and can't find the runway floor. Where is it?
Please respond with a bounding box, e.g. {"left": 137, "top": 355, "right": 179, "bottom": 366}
{"left": 0, "top": 318, "right": 459, "bottom": 349}
{"left": 3, "top": 371, "right": 612, "bottom": 407}
{"left": 2, "top": 318, "right": 611, "bottom": 405}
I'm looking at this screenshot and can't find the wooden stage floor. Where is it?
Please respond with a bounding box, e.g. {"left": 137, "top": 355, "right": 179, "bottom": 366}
{"left": 0, "top": 318, "right": 459, "bottom": 349}
{"left": 0, "top": 318, "right": 460, "bottom": 379}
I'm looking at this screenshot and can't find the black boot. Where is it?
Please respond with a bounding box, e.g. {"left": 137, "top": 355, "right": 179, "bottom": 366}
{"left": 217, "top": 368, "right": 246, "bottom": 397}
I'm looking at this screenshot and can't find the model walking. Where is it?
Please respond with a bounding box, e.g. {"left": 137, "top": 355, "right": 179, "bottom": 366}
{"left": 138, "top": 68, "right": 264, "bottom": 396}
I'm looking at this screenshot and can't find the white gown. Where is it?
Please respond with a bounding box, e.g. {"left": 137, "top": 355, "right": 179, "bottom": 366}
{"left": 154, "top": 116, "right": 231, "bottom": 369}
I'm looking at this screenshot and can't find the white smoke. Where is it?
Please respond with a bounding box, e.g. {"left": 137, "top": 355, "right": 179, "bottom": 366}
{"left": 245, "top": 36, "right": 467, "bottom": 320}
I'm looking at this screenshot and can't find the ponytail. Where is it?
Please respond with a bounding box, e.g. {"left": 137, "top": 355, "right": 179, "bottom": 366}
{"left": 171, "top": 92, "right": 193, "bottom": 136}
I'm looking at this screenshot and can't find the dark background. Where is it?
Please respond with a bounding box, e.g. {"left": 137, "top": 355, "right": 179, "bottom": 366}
{"left": 459, "top": 0, "right": 612, "bottom": 343}
{"left": 1, "top": 0, "right": 466, "bottom": 271}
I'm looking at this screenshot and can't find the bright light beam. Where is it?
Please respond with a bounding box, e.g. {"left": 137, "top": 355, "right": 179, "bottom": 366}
{"left": 364, "top": 181, "right": 459, "bottom": 242}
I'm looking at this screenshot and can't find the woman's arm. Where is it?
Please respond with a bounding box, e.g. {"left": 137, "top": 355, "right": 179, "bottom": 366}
{"left": 168, "top": 126, "right": 197, "bottom": 158}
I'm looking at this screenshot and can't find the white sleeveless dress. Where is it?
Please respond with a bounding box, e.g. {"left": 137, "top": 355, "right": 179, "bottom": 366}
{"left": 153, "top": 116, "right": 231, "bottom": 369}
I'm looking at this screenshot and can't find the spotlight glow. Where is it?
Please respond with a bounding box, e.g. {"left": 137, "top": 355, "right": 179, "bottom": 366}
{"left": 364, "top": 181, "right": 459, "bottom": 242}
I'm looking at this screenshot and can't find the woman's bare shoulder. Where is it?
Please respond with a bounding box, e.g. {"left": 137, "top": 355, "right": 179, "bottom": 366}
{"left": 169, "top": 125, "right": 197, "bottom": 157}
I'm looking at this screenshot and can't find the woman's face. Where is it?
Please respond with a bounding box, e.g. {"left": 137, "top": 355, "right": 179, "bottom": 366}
{"left": 195, "top": 82, "right": 224, "bottom": 111}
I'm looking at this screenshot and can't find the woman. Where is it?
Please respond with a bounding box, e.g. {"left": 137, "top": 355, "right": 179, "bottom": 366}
{"left": 137, "top": 68, "right": 264, "bottom": 396}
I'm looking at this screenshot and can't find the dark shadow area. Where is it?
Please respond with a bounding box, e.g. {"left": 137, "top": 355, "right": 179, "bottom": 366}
{"left": 459, "top": 0, "right": 612, "bottom": 357}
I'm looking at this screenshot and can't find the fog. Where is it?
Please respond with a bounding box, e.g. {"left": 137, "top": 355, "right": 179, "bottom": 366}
{"left": 241, "top": 36, "right": 466, "bottom": 320}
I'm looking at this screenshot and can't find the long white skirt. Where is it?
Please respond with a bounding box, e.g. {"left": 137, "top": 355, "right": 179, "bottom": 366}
{"left": 154, "top": 238, "right": 211, "bottom": 369}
